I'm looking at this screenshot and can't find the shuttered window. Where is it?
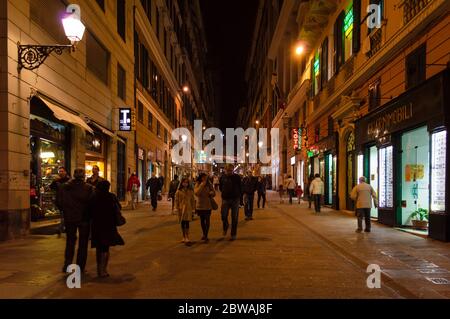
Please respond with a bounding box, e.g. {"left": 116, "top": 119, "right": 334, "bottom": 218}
{"left": 86, "top": 31, "right": 110, "bottom": 85}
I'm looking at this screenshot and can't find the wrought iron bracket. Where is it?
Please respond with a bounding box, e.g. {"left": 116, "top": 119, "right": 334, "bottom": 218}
{"left": 17, "top": 42, "right": 73, "bottom": 72}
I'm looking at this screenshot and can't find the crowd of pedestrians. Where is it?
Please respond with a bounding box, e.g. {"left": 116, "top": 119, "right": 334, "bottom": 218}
{"left": 51, "top": 162, "right": 378, "bottom": 275}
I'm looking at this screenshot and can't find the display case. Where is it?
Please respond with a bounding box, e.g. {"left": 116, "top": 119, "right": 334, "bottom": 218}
{"left": 431, "top": 130, "right": 446, "bottom": 212}
{"left": 379, "top": 146, "right": 393, "bottom": 208}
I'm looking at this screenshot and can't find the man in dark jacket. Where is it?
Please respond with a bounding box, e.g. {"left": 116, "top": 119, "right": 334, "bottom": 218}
{"left": 58, "top": 168, "right": 94, "bottom": 273}
{"left": 219, "top": 164, "right": 242, "bottom": 241}
{"left": 51, "top": 167, "right": 70, "bottom": 236}
{"left": 146, "top": 173, "right": 161, "bottom": 211}
{"left": 168, "top": 175, "right": 180, "bottom": 213}
{"left": 242, "top": 170, "right": 258, "bottom": 220}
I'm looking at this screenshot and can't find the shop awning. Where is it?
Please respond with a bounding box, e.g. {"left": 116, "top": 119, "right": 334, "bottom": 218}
{"left": 88, "top": 121, "right": 115, "bottom": 138}
{"left": 37, "top": 95, "right": 94, "bottom": 134}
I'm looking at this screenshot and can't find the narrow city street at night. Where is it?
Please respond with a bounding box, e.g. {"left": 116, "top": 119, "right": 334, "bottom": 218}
{"left": 1, "top": 0, "right": 450, "bottom": 313}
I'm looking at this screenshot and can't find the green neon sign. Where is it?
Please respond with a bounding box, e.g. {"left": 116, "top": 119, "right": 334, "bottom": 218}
{"left": 344, "top": 3, "right": 353, "bottom": 38}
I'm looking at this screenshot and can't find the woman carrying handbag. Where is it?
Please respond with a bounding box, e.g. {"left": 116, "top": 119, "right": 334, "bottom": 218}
{"left": 88, "top": 180, "right": 125, "bottom": 278}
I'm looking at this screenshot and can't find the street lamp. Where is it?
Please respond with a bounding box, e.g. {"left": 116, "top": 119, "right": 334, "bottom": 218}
{"left": 17, "top": 4, "right": 85, "bottom": 72}
{"left": 295, "top": 44, "right": 305, "bottom": 56}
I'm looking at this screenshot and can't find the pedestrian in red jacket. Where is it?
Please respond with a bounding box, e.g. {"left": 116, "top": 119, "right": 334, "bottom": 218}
{"left": 296, "top": 184, "right": 304, "bottom": 204}
{"left": 127, "top": 173, "right": 140, "bottom": 210}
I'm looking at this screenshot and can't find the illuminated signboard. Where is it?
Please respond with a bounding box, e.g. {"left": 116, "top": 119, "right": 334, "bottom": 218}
{"left": 293, "top": 128, "right": 302, "bottom": 150}
{"left": 119, "top": 108, "right": 132, "bottom": 131}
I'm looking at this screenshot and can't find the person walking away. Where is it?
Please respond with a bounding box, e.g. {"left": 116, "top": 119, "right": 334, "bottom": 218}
{"left": 127, "top": 173, "right": 140, "bottom": 210}
{"left": 309, "top": 174, "right": 324, "bottom": 213}
{"left": 351, "top": 176, "right": 378, "bottom": 233}
{"left": 146, "top": 173, "right": 161, "bottom": 211}
{"left": 88, "top": 180, "right": 124, "bottom": 277}
{"left": 175, "top": 178, "right": 195, "bottom": 245}
{"left": 242, "top": 170, "right": 258, "bottom": 220}
{"left": 51, "top": 166, "right": 70, "bottom": 237}
{"left": 194, "top": 173, "right": 216, "bottom": 242}
{"left": 295, "top": 183, "right": 304, "bottom": 204}
{"left": 284, "top": 175, "right": 296, "bottom": 204}
{"left": 168, "top": 175, "right": 180, "bottom": 213}
{"left": 219, "top": 164, "right": 242, "bottom": 241}
{"left": 57, "top": 169, "right": 94, "bottom": 273}
{"left": 86, "top": 165, "right": 104, "bottom": 188}
{"left": 256, "top": 176, "right": 267, "bottom": 209}
{"left": 306, "top": 174, "right": 315, "bottom": 209}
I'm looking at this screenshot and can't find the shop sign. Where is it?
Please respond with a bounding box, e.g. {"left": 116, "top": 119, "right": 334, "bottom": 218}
{"left": 293, "top": 128, "right": 302, "bottom": 150}
{"left": 138, "top": 148, "right": 144, "bottom": 160}
{"left": 119, "top": 108, "right": 132, "bottom": 131}
{"left": 356, "top": 72, "right": 445, "bottom": 146}
{"left": 367, "top": 103, "right": 413, "bottom": 140}
{"left": 290, "top": 156, "right": 296, "bottom": 165}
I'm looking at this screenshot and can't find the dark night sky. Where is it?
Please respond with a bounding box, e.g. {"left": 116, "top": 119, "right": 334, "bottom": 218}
{"left": 200, "top": 0, "right": 259, "bottom": 129}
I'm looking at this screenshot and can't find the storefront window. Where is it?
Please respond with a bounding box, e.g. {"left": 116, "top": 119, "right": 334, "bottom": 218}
{"left": 30, "top": 114, "right": 68, "bottom": 221}
{"left": 85, "top": 131, "right": 107, "bottom": 180}
{"left": 401, "top": 126, "right": 429, "bottom": 225}
{"left": 431, "top": 130, "right": 446, "bottom": 212}
{"left": 379, "top": 146, "right": 393, "bottom": 208}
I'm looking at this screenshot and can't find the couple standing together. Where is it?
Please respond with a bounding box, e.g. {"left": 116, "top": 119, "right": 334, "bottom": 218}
{"left": 174, "top": 164, "right": 242, "bottom": 244}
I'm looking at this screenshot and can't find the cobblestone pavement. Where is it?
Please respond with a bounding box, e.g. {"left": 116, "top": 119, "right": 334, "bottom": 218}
{"left": 0, "top": 192, "right": 449, "bottom": 299}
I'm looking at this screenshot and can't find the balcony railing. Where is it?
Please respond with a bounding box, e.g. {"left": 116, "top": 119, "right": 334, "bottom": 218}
{"left": 403, "top": 0, "right": 432, "bottom": 24}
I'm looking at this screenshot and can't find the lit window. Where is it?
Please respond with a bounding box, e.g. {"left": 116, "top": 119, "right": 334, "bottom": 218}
{"left": 314, "top": 51, "right": 320, "bottom": 95}
{"left": 343, "top": 3, "right": 353, "bottom": 61}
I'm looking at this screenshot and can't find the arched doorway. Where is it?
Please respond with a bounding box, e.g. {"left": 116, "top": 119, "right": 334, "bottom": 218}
{"left": 346, "top": 131, "right": 356, "bottom": 210}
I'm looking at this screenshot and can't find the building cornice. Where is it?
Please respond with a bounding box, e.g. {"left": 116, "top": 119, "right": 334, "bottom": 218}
{"left": 268, "top": 0, "right": 296, "bottom": 60}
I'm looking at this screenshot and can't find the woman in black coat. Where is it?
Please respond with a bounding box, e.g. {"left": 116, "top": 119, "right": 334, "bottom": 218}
{"left": 89, "top": 180, "right": 124, "bottom": 277}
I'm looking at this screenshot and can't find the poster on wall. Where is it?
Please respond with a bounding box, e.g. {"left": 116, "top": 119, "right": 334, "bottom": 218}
{"left": 431, "top": 130, "right": 446, "bottom": 211}
{"left": 405, "top": 164, "right": 425, "bottom": 182}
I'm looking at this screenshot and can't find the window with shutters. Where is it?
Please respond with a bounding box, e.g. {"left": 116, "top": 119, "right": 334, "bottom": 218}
{"left": 86, "top": 31, "right": 110, "bottom": 85}
{"left": 148, "top": 111, "right": 153, "bottom": 130}
{"left": 157, "top": 121, "right": 161, "bottom": 138}
{"left": 368, "top": 79, "right": 381, "bottom": 111}
{"left": 156, "top": 9, "right": 160, "bottom": 39}
{"left": 334, "top": 11, "right": 345, "bottom": 74}
{"left": 321, "top": 37, "right": 329, "bottom": 88}
{"left": 406, "top": 43, "right": 426, "bottom": 90}
{"left": 117, "top": 63, "right": 126, "bottom": 100}
{"left": 138, "top": 101, "right": 144, "bottom": 123}
{"left": 141, "top": 0, "right": 152, "bottom": 24}
{"left": 117, "top": 0, "right": 126, "bottom": 41}
{"left": 141, "top": 45, "right": 149, "bottom": 88}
